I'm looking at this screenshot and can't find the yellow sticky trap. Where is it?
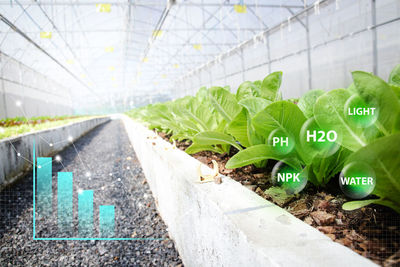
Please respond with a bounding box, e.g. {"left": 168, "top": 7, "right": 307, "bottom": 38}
{"left": 152, "top": 30, "right": 163, "bottom": 37}
{"left": 162, "top": 74, "right": 167, "bottom": 78}
{"left": 80, "top": 74, "right": 86, "bottom": 78}
{"left": 88, "top": 82, "right": 93, "bottom": 86}
{"left": 173, "top": 64, "right": 179, "bottom": 68}
{"left": 234, "top": 4, "right": 247, "bottom": 13}
{"left": 96, "top": 3, "right": 111, "bottom": 13}
{"left": 66, "top": 59, "right": 74, "bottom": 65}
{"left": 193, "top": 44, "right": 202, "bottom": 50}
{"left": 137, "top": 71, "right": 142, "bottom": 76}
{"left": 111, "top": 76, "right": 116, "bottom": 81}
{"left": 40, "top": 32, "right": 52, "bottom": 39}
{"left": 108, "top": 66, "right": 115, "bottom": 71}
{"left": 105, "top": 46, "right": 114, "bottom": 52}
{"left": 142, "top": 57, "right": 149, "bottom": 63}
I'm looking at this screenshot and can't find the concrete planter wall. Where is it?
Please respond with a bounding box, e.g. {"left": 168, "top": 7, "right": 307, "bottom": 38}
{"left": 122, "top": 115, "right": 377, "bottom": 267}
{"left": 0, "top": 116, "right": 110, "bottom": 190}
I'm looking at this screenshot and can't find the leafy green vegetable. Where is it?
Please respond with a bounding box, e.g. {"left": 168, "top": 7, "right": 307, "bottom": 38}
{"left": 260, "top": 71, "right": 282, "bottom": 101}
{"left": 225, "top": 144, "right": 301, "bottom": 169}
{"left": 307, "top": 147, "right": 352, "bottom": 186}
{"left": 388, "top": 64, "right": 400, "bottom": 101}
{"left": 238, "top": 97, "right": 271, "bottom": 117}
{"left": 342, "top": 133, "right": 400, "bottom": 213}
{"left": 193, "top": 131, "right": 242, "bottom": 152}
{"left": 352, "top": 71, "right": 400, "bottom": 135}
{"left": 314, "top": 88, "right": 368, "bottom": 151}
{"left": 236, "top": 81, "right": 261, "bottom": 100}
{"left": 209, "top": 87, "right": 242, "bottom": 123}
{"left": 0, "top": 116, "right": 91, "bottom": 140}
{"left": 389, "top": 64, "right": 400, "bottom": 86}
{"left": 127, "top": 65, "right": 400, "bottom": 214}
{"left": 185, "top": 143, "right": 224, "bottom": 154}
{"left": 297, "top": 89, "right": 325, "bottom": 118}
{"left": 252, "top": 100, "right": 312, "bottom": 164}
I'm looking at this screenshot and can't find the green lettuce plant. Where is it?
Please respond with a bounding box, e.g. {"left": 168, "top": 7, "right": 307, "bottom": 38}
{"left": 342, "top": 133, "right": 400, "bottom": 213}
{"left": 190, "top": 72, "right": 282, "bottom": 161}
{"left": 127, "top": 65, "right": 400, "bottom": 214}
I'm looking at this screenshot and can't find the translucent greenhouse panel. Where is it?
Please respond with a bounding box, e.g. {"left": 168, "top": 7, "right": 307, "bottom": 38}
{"left": 376, "top": 0, "right": 400, "bottom": 79}
{"left": 3, "top": 81, "right": 25, "bottom": 117}
{"left": 375, "top": 0, "right": 400, "bottom": 24}
{"left": 2, "top": 59, "right": 20, "bottom": 82}
{"left": 0, "top": 53, "right": 73, "bottom": 119}
{"left": 377, "top": 22, "right": 400, "bottom": 79}
{"left": 209, "top": 63, "right": 225, "bottom": 85}
{"left": 273, "top": 25, "right": 307, "bottom": 61}
{"left": 226, "top": 72, "right": 244, "bottom": 93}
{"left": 271, "top": 53, "right": 309, "bottom": 99}
{"left": 309, "top": 0, "right": 370, "bottom": 45}
{"left": 200, "top": 69, "right": 211, "bottom": 88}
{"left": 0, "top": 90, "right": 6, "bottom": 117}
{"left": 224, "top": 52, "right": 242, "bottom": 78}
{"left": 311, "top": 30, "right": 374, "bottom": 90}
{"left": 243, "top": 43, "right": 269, "bottom": 74}
{"left": 170, "top": 0, "right": 399, "bottom": 100}
{"left": 212, "top": 78, "right": 226, "bottom": 88}
{"left": 245, "top": 65, "right": 270, "bottom": 83}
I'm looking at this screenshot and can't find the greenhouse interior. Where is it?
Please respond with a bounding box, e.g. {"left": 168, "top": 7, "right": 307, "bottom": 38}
{"left": 0, "top": 0, "right": 399, "bottom": 266}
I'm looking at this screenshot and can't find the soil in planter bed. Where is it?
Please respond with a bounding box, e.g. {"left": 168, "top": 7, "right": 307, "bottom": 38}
{"left": 157, "top": 132, "right": 400, "bottom": 266}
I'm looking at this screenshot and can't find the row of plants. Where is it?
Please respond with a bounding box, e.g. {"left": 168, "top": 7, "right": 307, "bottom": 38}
{"left": 126, "top": 65, "right": 400, "bottom": 214}
{"left": 0, "top": 115, "right": 81, "bottom": 127}
{"left": 0, "top": 115, "right": 90, "bottom": 140}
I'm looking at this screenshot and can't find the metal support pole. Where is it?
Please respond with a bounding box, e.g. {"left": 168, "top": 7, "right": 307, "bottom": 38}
{"left": 222, "top": 62, "right": 227, "bottom": 85}
{"left": 208, "top": 70, "right": 213, "bottom": 87}
{"left": 240, "top": 48, "right": 246, "bottom": 81}
{"left": 198, "top": 72, "right": 202, "bottom": 89}
{"left": 18, "top": 61, "right": 27, "bottom": 117}
{"left": 305, "top": 11, "right": 313, "bottom": 90}
{"left": 0, "top": 54, "right": 8, "bottom": 118}
{"left": 266, "top": 32, "right": 272, "bottom": 73}
{"left": 371, "top": 0, "right": 378, "bottom": 75}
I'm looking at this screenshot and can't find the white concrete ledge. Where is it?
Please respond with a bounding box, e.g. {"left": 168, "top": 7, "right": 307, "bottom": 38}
{"left": 0, "top": 116, "right": 110, "bottom": 190}
{"left": 122, "top": 115, "right": 377, "bottom": 267}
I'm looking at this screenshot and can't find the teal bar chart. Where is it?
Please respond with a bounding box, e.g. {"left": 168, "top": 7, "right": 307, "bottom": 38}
{"left": 78, "top": 190, "right": 94, "bottom": 237}
{"left": 99, "top": 205, "right": 115, "bottom": 237}
{"left": 33, "top": 142, "right": 162, "bottom": 240}
{"left": 57, "top": 172, "right": 73, "bottom": 234}
{"left": 36, "top": 157, "right": 52, "bottom": 218}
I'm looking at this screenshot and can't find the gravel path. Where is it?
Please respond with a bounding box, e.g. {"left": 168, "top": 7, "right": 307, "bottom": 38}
{"left": 0, "top": 119, "right": 183, "bottom": 266}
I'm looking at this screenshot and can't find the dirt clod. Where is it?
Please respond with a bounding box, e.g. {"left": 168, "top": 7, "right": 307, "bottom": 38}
{"left": 311, "top": 211, "right": 336, "bottom": 226}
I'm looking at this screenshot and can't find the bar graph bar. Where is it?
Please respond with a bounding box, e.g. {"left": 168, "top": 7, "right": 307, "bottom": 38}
{"left": 36, "top": 157, "right": 52, "bottom": 218}
{"left": 99, "top": 205, "right": 115, "bottom": 237}
{"left": 32, "top": 141, "right": 164, "bottom": 240}
{"left": 57, "top": 172, "right": 73, "bottom": 234}
{"left": 78, "top": 190, "right": 94, "bottom": 237}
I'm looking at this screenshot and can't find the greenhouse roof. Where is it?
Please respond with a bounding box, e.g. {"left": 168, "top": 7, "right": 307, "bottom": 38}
{"left": 0, "top": 0, "right": 317, "bottom": 108}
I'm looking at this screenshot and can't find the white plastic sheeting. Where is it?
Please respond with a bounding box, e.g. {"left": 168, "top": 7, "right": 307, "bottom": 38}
{"left": 0, "top": 52, "right": 72, "bottom": 118}
{"left": 173, "top": 0, "right": 400, "bottom": 99}
{"left": 0, "top": 0, "right": 319, "bottom": 112}
{"left": 0, "top": 0, "right": 399, "bottom": 113}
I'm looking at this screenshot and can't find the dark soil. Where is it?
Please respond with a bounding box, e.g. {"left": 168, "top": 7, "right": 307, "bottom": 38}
{"left": 0, "top": 121, "right": 183, "bottom": 266}
{"left": 158, "top": 132, "right": 400, "bottom": 267}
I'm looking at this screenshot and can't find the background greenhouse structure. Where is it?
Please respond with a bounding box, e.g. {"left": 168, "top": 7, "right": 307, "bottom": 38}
{"left": 1, "top": 0, "right": 400, "bottom": 266}
{"left": 1, "top": 0, "right": 399, "bottom": 117}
